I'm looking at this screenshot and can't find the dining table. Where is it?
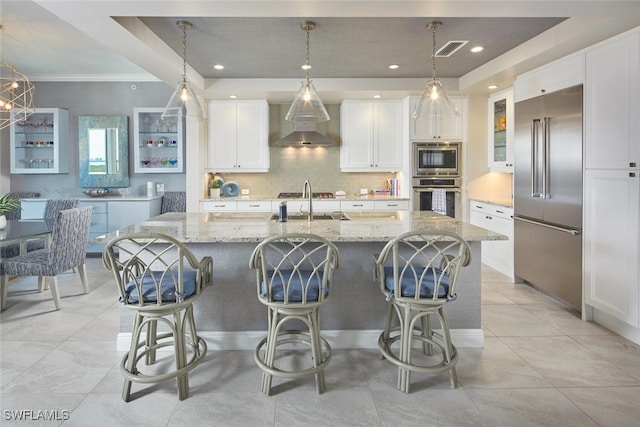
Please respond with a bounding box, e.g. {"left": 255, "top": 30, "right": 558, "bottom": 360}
{"left": 0, "top": 219, "right": 52, "bottom": 258}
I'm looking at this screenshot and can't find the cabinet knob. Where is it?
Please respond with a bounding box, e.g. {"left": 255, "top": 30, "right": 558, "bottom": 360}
{"left": 630, "top": 162, "right": 637, "bottom": 168}
{"left": 630, "top": 172, "right": 637, "bottom": 178}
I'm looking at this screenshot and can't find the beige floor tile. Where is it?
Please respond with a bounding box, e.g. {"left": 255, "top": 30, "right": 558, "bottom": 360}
{"left": 559, "top": 386, "right": 640, "bottom": 427}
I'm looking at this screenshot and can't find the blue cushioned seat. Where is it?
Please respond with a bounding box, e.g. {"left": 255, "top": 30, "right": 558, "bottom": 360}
{"left": 261, "top": 269, "right": 327, "bottom": 302}
{"left": 122, "top": 270, "right": 197, "bottom": 303}
{"left": 383, "top": 266, "right": 452, "bottom": 299}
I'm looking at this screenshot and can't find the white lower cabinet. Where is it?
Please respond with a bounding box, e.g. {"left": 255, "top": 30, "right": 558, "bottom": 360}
{"left": 80, "top": 198, "right": 162, "bottom": 253}
{"left": 469, "top": 201, "right": 514, "bottom": 280}
{"left": 200, "top": 199, "right": 409, "bottom": 213}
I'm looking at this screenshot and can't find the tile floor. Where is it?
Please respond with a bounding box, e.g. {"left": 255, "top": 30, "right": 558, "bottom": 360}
{"left": 2, "top": 259, "right": 640, "bottom": 426}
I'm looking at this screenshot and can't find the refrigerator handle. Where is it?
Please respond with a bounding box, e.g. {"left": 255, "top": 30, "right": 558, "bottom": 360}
{"left": 542, "top": 117, "right": 551, "bottom": 199}
{"left": 531, "top": 119, "right": 541, "bottom": 197}
{"left": 514, "top": 216, "right": 581, "bottom": 236}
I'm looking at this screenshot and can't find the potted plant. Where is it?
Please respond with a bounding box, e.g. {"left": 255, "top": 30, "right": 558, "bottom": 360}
{"left": 0, "top": 193, "right": 21, "bottom": 229}
{"left": 209, "top": 180, "right": 221, "bottom": 198}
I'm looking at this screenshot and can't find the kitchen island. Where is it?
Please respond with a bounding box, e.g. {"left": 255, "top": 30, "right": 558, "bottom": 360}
{"left": 100, "top": 211, "right": 506, "bottom": 350}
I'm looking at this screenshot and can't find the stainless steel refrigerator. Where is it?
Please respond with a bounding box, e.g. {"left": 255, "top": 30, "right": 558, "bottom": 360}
{"left": 513, "top": 84, "right": 583, "bottom": 310}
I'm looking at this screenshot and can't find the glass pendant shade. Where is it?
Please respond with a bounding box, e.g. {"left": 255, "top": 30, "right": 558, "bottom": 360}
{"left": 413, "top": 79, "right": 460, "bottom": 120}
{"left": 413, "top": 21, "right": 460, "bottom": 121}
{"left": 162, "top": 79, "right": 205, "bottom": 119}
{"left": 285, "top": 80, "right": 330, "bottom": 122}
{"left": 161, "top": 21, "right": 205, "bottom": 120}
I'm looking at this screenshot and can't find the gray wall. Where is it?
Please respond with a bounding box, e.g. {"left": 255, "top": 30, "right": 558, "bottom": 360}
{"left": 2, "top": 81, "right": 186, "bottom": 197}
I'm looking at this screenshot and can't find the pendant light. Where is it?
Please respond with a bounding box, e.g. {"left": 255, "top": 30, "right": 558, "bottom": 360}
{"left": 285, "top": 21, "right": 330, "bottom": 123}
{"left": 0, "top": 61, "right": 35, "bottom": 130}
{"left": 413, "top": 21, "right": 459, "bottom": 120}
{"left": 162, "top": 21, "right": 206, "bottom": 120}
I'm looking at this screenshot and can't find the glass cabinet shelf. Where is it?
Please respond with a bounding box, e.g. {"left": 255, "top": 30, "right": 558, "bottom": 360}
{"left": 10, "top": 108, "right": 69, "bottom": 174}
{"left": 133, "top": 108, "right": 184, "bottom": 173}
{"left": 487, "top": 88, "right": 514, "bottom": 171}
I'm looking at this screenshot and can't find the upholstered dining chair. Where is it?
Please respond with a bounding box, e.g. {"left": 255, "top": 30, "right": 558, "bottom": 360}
{"left": 0, "top": 206, "right": 92, "bottom": 311}
{"left": 102, "top": 233, "right": 213, "bottom": 401}
{"left": 27, "top": 199, "right": 80, "bottom": 253}
{"left": 161, "top": 191, "right": 186, "bottom": 213}
{"left": 373, "top": 230, "right": 471, "bottom": 392}
{"left": 249, "top": 233, "right": 340, "bottom": 395}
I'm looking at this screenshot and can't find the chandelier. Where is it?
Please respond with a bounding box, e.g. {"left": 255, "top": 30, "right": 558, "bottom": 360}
{"left": 162, "top": 21, "right": 206, "bottom": 120}
{"left": 285, "top": 21, "right": 330, "bottom": 122}
{"left": 0, "top": 61, "right": 35, "bottom": 130}
{"left": 413, "top": 21, "right": 459, "bottom": 120}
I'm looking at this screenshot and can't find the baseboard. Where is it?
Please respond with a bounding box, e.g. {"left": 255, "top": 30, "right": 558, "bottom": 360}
{"left": 116, "top": 328, "right": 485, "bottom": 352}
{"left": 592, "top": 308, "right": 640, "bottom": 346}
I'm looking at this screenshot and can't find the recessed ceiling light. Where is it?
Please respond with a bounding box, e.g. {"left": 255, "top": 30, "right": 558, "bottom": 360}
{"left": 488, "top": 85, "right": 498, "bottom": 90}
{"left": 229, "top": 95, "right": 237, "bottom": 99}
{"left": 470, "top": 46, "right": 484, "bottom": 53}
{"left": 388, "top": 64, "right": 399, "bottom": 70}
{"left": 373, "top": 94, "right": 382, "bottom": 99}
{"left": 213, "top": 64, "right": 225, "bottom": 70}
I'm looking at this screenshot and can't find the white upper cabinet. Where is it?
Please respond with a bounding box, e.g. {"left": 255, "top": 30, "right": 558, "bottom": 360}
{"left": 514, "top": 53, "right": 585, "bottom": 103}
{"left": 340, "top": 100, "right": 403, "bottom": 172}
{"left": 585, "top": 32, "right": 640, "bottom": 170}
{"left": 208, "top": 100, "right": 270, "bottom": 172}
{"left": 10, "top": 108, "right": 69, "bottom": 174}
{"left": 408, "top": 96, "right": 464, "bottom": 141}
{"left": 133, "top": 108, "right": 184, "bottom": 173}
{"left": 488, "top": 88, "right": 515, "bottom": 172}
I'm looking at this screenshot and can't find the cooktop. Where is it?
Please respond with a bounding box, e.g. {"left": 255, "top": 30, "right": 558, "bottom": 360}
{"left": 277, "top": 192, "right": 335, "bottom": 199}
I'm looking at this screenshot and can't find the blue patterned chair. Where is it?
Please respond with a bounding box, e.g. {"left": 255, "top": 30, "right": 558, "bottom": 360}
{"left": 0, "top": 206, "right": 92, "bottom": 311}
{"left": 27, "top": 199, "right": 80, "bottom": 253}
{"left": 102, "top": 232, "right": 213, "bottom": 401}
{"left": 250, "top": 233, "right": 340, "bottom": 395}
{"left": 161, "top": 191, "right": 186, "bottom": 213}
{"left": 373, "top": 230, "right": 471, "bottom": 392}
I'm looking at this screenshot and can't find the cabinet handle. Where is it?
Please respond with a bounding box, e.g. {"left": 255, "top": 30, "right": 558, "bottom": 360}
{"left": 631, "top": 162, "right": 637, "bottom": 168}
{"left": 475, "top": 205, "right": 483, "bottom": 209}
{"left": 486, "top": 215, "right": 492, "bottom": 220}
{"left": 496, "top": 210, "right": 504, "bottom": 214}
{"left": 387, "top": 204, "right": 398, "bottom": 207}
{"left": 630, "top": 172, "right": 637, "bottom": 178}
{"left": 249, "top": 204, "right": 260, "bottom": 208}
{"left": 214, "top": 204, "right": 227, "bottom": 208}
{"left": 352, "top": 204, "right": 363, "bottom": 207}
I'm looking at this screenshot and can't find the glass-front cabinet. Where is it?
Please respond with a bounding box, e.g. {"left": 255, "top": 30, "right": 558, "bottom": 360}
{"left": 488, "top": 88, "right": 514, "bottom": 172}
{"left": 10, "top": 108, "right": 69, "bottom": 174}
{"left": 133, "top": 108, "right": 184, "bottom": 173}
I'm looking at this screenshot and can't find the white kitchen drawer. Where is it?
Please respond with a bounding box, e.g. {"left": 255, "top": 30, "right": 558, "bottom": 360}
{"left": 79, "top": 200, "right": 108, "bottom": 214}
{"left": 19, "top": 199, "right": 47, "bottom": 220}
{"left": 470, "top": 201, "right": 512, "bottom": 220}
{"left": 341, "top": 200, "right": 376, "bottom": 211}
{"left": 374, "top": 200, "right": 409, "bottom": 210}
{"left": 313, "top": 200, "right": 341, "bottom": 211}
{"left": 201, "top": 200, "right": 237, "bottom": 212}
{"left": 237, "top": 200, "right": 271, "bottom": 212}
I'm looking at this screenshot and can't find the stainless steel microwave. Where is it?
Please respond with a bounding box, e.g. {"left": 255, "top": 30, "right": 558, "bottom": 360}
{"left": 413, "top": 142, "right": 460, "bottom": 176}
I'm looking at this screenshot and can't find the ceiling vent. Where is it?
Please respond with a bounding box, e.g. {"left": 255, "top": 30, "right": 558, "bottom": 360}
{"left": 435, "top": 40, "right": 469, "bottom": 57}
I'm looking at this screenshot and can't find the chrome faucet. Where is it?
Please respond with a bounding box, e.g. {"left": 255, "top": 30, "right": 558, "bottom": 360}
{"left": 302, "top": 179, "right": 313, "bottom": 221}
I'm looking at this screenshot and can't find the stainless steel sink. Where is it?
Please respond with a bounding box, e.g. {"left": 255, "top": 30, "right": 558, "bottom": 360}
{"left": 271, "top": 212, "right": 350, "bottom": 221}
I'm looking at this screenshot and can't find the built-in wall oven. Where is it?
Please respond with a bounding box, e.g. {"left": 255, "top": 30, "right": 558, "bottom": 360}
{"left": 412, "top": 177, "right": 461, "bottom": 219}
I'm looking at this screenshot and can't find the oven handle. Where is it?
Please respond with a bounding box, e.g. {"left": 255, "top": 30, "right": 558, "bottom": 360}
{"left": 413, "top": 187, "right": 461, "bottom": 192}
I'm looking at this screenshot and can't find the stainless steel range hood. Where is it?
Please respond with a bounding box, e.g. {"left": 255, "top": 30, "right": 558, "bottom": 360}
{"left": 276, "top": 121, "right": 334, "bottom": 146}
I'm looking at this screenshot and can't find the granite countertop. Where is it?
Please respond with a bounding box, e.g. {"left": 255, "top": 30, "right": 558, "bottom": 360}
{"left": 200, "top": 195, "right": 409, "bottom": 202}
{"left": 98, "top": 211, "right": 506, "bottom": 244}
{"left": 469, "top": 197, "right": 513, "bottom": 208}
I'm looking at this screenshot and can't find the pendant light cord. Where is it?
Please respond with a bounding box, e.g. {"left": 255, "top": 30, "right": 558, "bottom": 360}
{"left": 431, "top": 24, "right": 437, "bottom": 81}
{"left": 182, "top": 23, "right": 188, "bottom": 84}
{"left": 304, "top": 23, "right": 312, "bottom": 84}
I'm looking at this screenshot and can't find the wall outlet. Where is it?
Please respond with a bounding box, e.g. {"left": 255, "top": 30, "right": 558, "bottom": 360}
{"left": 241, "top": 189, "right": 250, "bottom": 195}
{"left": 156, "top": 183, "right": 165, "bottom": 193}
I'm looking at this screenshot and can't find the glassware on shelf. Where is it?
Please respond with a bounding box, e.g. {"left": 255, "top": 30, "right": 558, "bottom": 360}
{"left": 160, "top": 157, "right": 169, "bottom": 167}
{"left": 168, "top": 158, "right": 178, "bottom": 166}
